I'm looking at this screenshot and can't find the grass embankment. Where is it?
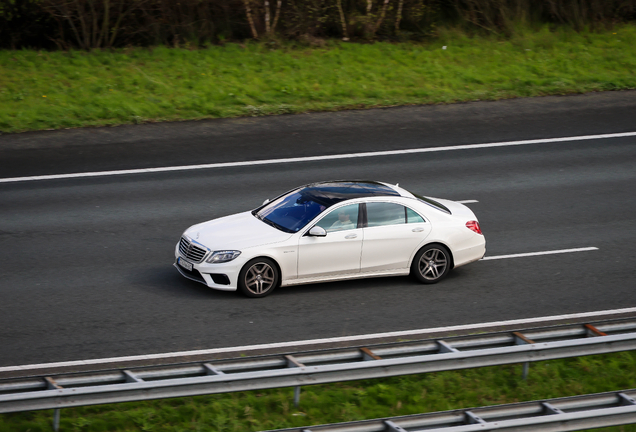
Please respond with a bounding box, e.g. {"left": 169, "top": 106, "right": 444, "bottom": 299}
{"left": 1, "top": 352, "right": 635, "bottom": 431}
{"left": 2, "top": 25, "right": 636, "bottom": 133}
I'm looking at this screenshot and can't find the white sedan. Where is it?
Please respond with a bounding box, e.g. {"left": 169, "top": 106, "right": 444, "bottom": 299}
{"left": 175, "top": 181, "right": 485, "bottom": 297}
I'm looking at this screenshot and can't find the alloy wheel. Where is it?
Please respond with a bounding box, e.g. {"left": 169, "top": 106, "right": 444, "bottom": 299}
{"left": 244, "top": 262, "right": 276, "bottom": 295}
{"left": 418, "top": 248, "right": 448, "bottom": 281}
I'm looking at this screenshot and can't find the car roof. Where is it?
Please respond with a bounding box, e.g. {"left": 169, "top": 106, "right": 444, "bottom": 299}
{"left": 298, "top": 181, "right": 402, "bottom": 207}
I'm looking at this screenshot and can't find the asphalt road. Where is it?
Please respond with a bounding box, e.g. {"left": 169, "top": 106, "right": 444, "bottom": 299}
{"left": 1, "top": 91, "right": 635, "bottom": 368}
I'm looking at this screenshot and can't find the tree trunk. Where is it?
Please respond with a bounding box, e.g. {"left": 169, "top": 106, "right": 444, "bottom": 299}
{"left": 271, "top": 0, "right": 282, "bottom": 34}
{"left": 97, "top": 0, "right": 110, "bottom": 48}
{"left": 264, "top": 0, "right": 271, "bottom": 34}
{"left": 395, "top": 0, "right": 403, "bottom": 32}
{"left": 373, "top": 0, "right": 390, "bottom": 35}
{"left": 243, "top": 0, "right": 258, "bottom": 38}
{"left": 337, "top": 0, "right": 348, "bottom": 40}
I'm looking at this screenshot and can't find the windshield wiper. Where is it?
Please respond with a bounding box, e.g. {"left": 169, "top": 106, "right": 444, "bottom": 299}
{"left": 259, "top": 217, "right": 293, "bottom": 233}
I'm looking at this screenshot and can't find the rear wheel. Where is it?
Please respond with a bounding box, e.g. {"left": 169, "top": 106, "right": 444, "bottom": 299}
{"left": 411, "top": 244, "right": 451, "bottom": 284}
{"left": 238, "top": 258, "right": 279, "bottom": 298}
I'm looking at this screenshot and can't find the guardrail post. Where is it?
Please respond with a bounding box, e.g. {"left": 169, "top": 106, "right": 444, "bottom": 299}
{"left": 522, "top": 362, "right": 529, "bottom": 380}
{"left": 45, "top": 377, "right": 63, "bottom": 431}
{"left": 360, "top": 347, "right": 383, "bottom": 361}
{"left": 465, "top": 410, "right": 486, "bottom": 424}
{"left": 294, "top": 386, "right": 301, "bottom": 407}
{"left": 383, "top": 420, "right": 407, "bottom": 431}
{"left": 53, "top": 408, "right": 60, "bottom": 432}
{"left": 585, "top": 324, "right": 607, "bottom": 337}
{"left": 618, "top": 393, "right": 636, "bottom": 406}
{"left": 436, "top": 341, "right": 459, "bottom": 354}
{"left": 286, "top": 355, "right": 305, "bottom": 407}
{"left": 513, "top": 332, "right": 535, "bottom": 380}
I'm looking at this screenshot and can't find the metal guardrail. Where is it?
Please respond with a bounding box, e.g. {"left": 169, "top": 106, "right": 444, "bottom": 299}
{"left": 265, "top": 389, "right": 636, "bottom": 432}
{"left": 1, "top": 318, "right": 635, "bottom": 415}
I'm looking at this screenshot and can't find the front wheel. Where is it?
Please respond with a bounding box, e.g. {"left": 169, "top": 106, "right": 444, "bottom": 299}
{"left": 238, "top": 258, "right": 279, "bottom": 298}
{"left": 411, "top": 244, "right": 451, "bottom": 284}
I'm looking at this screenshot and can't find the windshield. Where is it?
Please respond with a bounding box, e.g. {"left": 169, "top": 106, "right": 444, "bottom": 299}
{"left": 254, "top": 181, "right": 402, "bottom": 233}
{"left": 255, "top": 189, "right": 328, "bottom": 233}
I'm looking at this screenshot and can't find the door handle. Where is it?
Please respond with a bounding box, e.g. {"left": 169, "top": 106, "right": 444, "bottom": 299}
{"left": 412, "top": 227, "right": 425, "bottom": 232}
{"left": 345, "top": 234, "right": 358, "bottom": 239}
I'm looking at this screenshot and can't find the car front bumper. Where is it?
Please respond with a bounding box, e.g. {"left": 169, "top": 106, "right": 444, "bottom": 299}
{"left": 174, "top": 244, "right": 240, "bottom": 291}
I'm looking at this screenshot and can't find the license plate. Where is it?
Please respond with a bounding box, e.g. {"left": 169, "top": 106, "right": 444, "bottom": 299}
{"left": 178, "top": 257, "right": 193, "bottom": 271}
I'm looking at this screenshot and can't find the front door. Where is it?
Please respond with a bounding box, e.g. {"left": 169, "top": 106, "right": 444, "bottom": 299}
{"left": 297, "top": 203, "right": 363, "bottom": 278}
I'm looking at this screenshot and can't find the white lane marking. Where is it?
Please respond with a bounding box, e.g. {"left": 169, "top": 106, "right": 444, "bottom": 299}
{"left": 482, "top": 247, "right": 598, "bottom": 261}
{"left": 2, "top": 306, "right": 634, "bottom": 373}
{"left": 2, "top": 131, "right": 635, "bottom": 183}
{"left": 457, "top": 200, "right": 479, "bottom": 204}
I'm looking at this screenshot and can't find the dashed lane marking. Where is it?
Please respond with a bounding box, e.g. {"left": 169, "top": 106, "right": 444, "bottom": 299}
{"left": 482, "top": 247, "right": 599, "bottom": 261}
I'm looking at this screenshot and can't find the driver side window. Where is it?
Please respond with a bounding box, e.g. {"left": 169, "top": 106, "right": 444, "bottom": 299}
{"left": 315, "top": 204, "right": 359, "bottom": 233}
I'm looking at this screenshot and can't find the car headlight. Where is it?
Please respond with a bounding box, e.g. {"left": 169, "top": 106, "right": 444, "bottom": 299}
{"left": 206, "top": 250, "right": 241, "bottom": 263}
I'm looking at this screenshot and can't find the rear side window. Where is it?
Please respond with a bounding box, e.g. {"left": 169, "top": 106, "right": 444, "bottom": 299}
{"left": 366, "top": 202, "right": 406, "bottom": 227}
{"left": 406, "top": 207, "right": 425, "bottom": 223}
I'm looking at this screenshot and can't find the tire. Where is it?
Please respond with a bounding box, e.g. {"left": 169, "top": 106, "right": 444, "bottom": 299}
{"left": 411, "top": 244, "right": 452, "bottom": 284}
{"left": 238, "top": 258, "right": 279, "bottom": 298}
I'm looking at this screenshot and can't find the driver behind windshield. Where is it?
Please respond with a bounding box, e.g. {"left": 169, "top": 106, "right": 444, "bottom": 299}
{"left": 257, "top": 191, "right": 328, "bottom": 232}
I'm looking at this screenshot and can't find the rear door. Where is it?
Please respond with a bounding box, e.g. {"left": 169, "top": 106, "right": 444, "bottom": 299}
{"left": 361, "top": 202, "right": 431, "bottom": 272}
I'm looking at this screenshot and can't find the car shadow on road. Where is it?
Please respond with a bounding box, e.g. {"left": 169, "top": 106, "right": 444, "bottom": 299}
{"left": 130, "top": 265, "right": 469, "bottom": 300}
{"left": 273, "top": 275, "right": 405, "bottom": 295}
{"left": 130, "top": 265, "right": 234, "bottom": 300}
{"left": 273, "top": 269, "right": 466, "bottom": 297}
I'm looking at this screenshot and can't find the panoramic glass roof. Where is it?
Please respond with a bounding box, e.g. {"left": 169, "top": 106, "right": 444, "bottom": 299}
{"left": 299, "top": 181, "right": 400, "bottom": 207}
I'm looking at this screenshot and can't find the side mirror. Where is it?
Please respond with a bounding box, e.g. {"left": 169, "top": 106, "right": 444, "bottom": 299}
{"left": 308, "top": 226, "right": 327, "bottom": 237}
{"left": 262, "top": 198, "right": 270, "bottom": 205}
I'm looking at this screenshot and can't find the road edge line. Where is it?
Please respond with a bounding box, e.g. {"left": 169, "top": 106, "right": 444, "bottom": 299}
{"left": 2, "top": 307, "right": 636, "bottom": 374}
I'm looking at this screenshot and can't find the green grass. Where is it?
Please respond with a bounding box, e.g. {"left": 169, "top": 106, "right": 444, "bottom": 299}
{"left": 1, "top": 25, "right": 636, "bottom": 133}
{"left": 1, "top": 352, "right": 636, "bottom": 431}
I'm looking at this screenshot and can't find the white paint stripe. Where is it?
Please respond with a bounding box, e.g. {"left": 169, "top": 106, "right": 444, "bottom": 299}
{"left": 2, "top": 131, "right": 635, "bottom": 184}
{"left": 456, "top": 200, "right": 479, "bottom": 204}
{"left": 1, "top": 306, "right": 634, "bottom": 373}
{"left": 482, "top": 247, "right": 599, "bottom": 261}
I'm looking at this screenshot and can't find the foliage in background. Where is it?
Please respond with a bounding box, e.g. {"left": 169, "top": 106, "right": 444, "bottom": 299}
{"left": 0, "top": 0, "right": 57, "bottom": 49}
{"left": 1, "top": 352, "right": 636, "bottom": 431}
{"left": 1, "top": 25, "right": 635, "bottom": 133}
{"left": 447, "top": 0, "right": 636, "bottom": 35}
{"left": 39, "top": 0, "right": 148, "bottom": 50}
{"left": 1, "top": 0, "right": 636, "bottom": 49}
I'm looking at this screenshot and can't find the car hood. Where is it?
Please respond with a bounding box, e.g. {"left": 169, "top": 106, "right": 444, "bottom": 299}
{"left": 183, "top": 211, "right": 293, "bottom": 251}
